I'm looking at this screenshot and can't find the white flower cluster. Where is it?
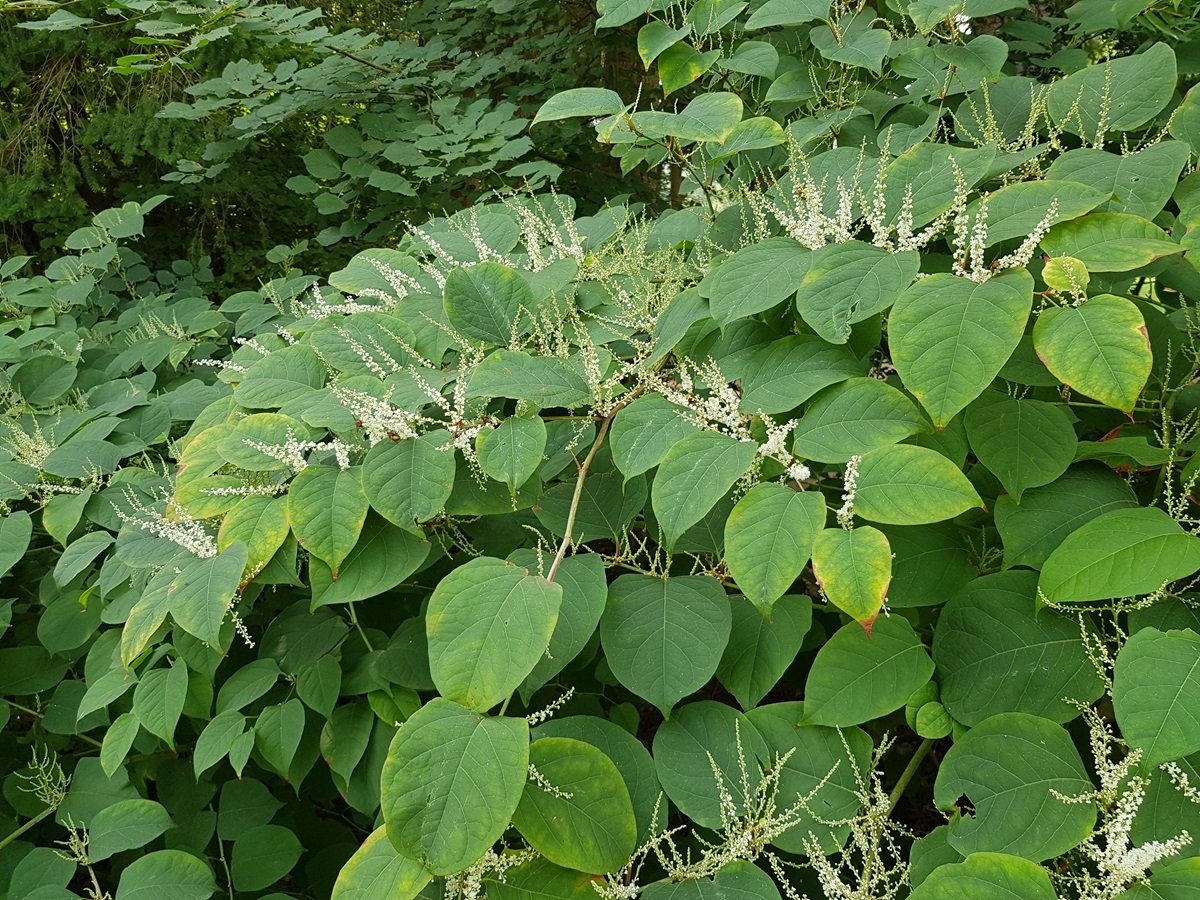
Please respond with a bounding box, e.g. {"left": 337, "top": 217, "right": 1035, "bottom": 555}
{"left": 837, "top": 455, "right": 861, "bottom": 529}
{"left": 330, "top": 386, "right": 428, "bottom": 446}
{"left": 240, "top": 428, "right": 355, "bottom": 473}
{"left": 444, "top": 847, "right": 537, "bottom": 900}
{"left": 114, "top": 490, "right": 218, "bottom": 558}
{"left": 508, "top": 194, "right": 585, "bottom": 271}
{"left": 952, "top": 194, "right": 1058, "bottom": 283}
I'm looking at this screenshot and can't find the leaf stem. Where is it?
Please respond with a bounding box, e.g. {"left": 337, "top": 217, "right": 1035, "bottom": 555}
{"left": 347, "top": 601, "right": 374, "bottom": 653}
{"left": 887, "top": 737, "right": 933, "bottom": 814}
{"left": 0, "top": 805, "right": 54, "bottom": 852}
{"left": 545, "top": 405, "right": 623, "bottom": 584}
{"left": 8, "top": 701, "right": 103, "bottom": 749}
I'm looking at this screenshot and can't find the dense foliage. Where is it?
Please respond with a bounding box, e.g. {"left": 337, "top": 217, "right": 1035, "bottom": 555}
{"left": 5, "top": 0, "right": 1200, "bottom": 898}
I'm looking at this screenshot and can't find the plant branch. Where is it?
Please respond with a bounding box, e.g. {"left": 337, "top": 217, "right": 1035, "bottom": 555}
{"left": 888, "top": 737, "right": 934, "bottom": 813}
{"left": 0, "top": 805, "right": 54, "bottom": 852}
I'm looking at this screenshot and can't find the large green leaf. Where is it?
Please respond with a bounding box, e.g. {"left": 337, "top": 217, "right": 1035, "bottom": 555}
{"left": 381, "top": 698, "right": 529, "bottom": 875}
{"left": 794, "top": 241, "right": 919, "bottom": 343}
{"left": 234, "top": 346, "right": 326, "bottom": 409}
{"left": 739, "top": 335, "right": 862, "bottom": 414}
{"left": 476, "top": 416, "right": 546, "bottom": 491}
{"left": 934, "top": 572, "right": 1104, "bottom": 725}
{"left": 811, "top": 525, "right": 891, "bottom": 628}
{"left": 487, "top": 857, "right": 598, "bottom": 900}
{"left": 287, "top": 465, "right": 368, "bottom": 576}
{"left": 994, "top": 464, "right": 1138, "bottom": 569}
{"left": 1040, "top": 213, "right": 1181, "bottom": 272}
{"left": 1047, "top": 42, "right": 1176, "bottom": 135}
{"left": 791, "top": 378, "right": 928, "bottom": 463}
{"left": 533, "top": 88, "right": 626, "bottom": 125}
{"left": 609, "top": 393, "right": 697, "bottom": 479}
{"left": 889, "top": 270, "right": 1033, "bottom": 427}
{"left": 724, "top": 484, "right": 824, "bottom": 615}
{"left": 512, "top": 737, "right": 637, "bottom": 873}
{"left": 746, "top": 0, "right": 830, "bottom": 29}
{"left": 426, "top": 556, "right": 561, "bottom": 711}
{"left": 114, "top": 850, "right": 217, "bottom": 900}
{"left": 964, "top": 180, "right": 1109, "bottom": 246}
{"left": 310, "top": 514, "right": 430, "bottom": 607}
{"left": 167, "top": 543, "right": 248, "bottom": 646}
{"left": 467, "top": 350, "right": 592, "bottom": 407}
{"left": 1114, "top": 627, "right": 1200, "bottom": 767}
{"left": 803, "top": 616, "right": 934, "bottom": 727}
{"left": 934, "top": 713, "right": 1096, "bottom": 861}
{"left": 853, "top": 444, "right": 983, "bottom": 525}
{"left": 1033, "top": 294, "right": 1152, "bottom": 413}
{"left": 331, "top": 826, "right": 432, "bottom": 900}
{"left": 362, "top": 435, "right": 456, "bottom": 532}
{"left": 1046, "top": 143, "right": 1190, "bottom": 220}
{"left": 1118, "top": 857, "right": 1200, "bottom": 899}
{"left": 964, "top": 395, "right": 1077, "bottom": 501}
{"left": 698, "top": 238, "right": 812, "bottom": 324}
{"left": 0, "top": 511, "right": 32, "bottom": 579}
{"left": 908, "top": 852, "right": 1058, "bottom": 899}
{"left": 716, "top": 594, "right": 811, "bottom": 710}
{"left": 652, "top": 430, "right": 757, "bottom": 549}
{"left": 443, "top": 262, "right": 534, "bottom": 344}
{"left": 600, "top": 574, "right": 731, "bottom": 716}
{"left": 1038, "top": 507, "right": 1200, "bottom": 603}
{"left": 634, "top": 93, "right": 743, "bottom": 143}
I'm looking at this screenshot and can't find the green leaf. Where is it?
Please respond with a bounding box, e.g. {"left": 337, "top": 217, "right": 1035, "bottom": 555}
{"left": 1033, "top": 294, "right": 1152, "bottom": 413}
{"left": 908, "top": 852, "right": 1057, "bottom": 899}
{"left": 1038, "top": 507, "right": 1200, "bottom": 603}
{"left": 600, "top": 574, "right": 732, "bottom": 716}
{"left": 596, "top": 0, "right": 651, "bottom": 29}
{"left": 810, "top": 14, "right": 891, "bottom": 73}
{"left": 234, "top": 345, "right": 326, "bottom": 409}
{"left": 745, "top": 703, "right": 874, "bottom": 854}
{"left": 310, "top": 514, "right": 430, "bottom": 607}
{"left": 794, "top": 241, "right": 920, "bottom": 343}
{"left": 883, "top": 522, "right": 977, "bottom": 608}
{"left": 426, "top": 556, "right": 561, "bottom": 711}
{"left": 362, "top": 435, "right": 456, "bottom": 533}
{"left": 1118, "top": 857, "right": 1200, "bottom": 899}
{"left": 1046, "top": 143, "right": 1190, "bottom": 220}
{"left": 652, "top": 700, "right": 769, "bottom": 829}
{"left": 1114, "top": 627, "right": 1200, "bottom": 767}
{"left": 1047, "top": 42, "right": 1176, "bottom": 135}
{"left": 710, "top": 117, "right": 786, "bottom": 159}
{"left": 610, "top": 394, "right": 698, "bottom": 479}
{"left": 477, "top": 416, "right": 547, "bottom": 491}
{"left": 101, "top": 713, "right": 140, "bottom": 778}
{"left": 746, "top": 0, "right": 830, "bottom": 28}
{"left": 635, "top": 92, "right": 744, "bottom": 143}
{"left": 381, "top": 697, "right": 529, "bottom": 875}
{"left": 964, "top": 395, "right": 1077, "bottom": 501}
{"left": 332, "top": 826, "right": 432, "bottom": 900}
{"left": 443, "top": 262, "right": 534, "bottom": 344}
{"left": 217, "top": 495, "right": 288, "bottom": 582}
{"left": 533, "top": 88, "right": 626, "bottom": 125}
{"left": 740, "top": 335, "right": 862, "bottom": 414}
{"left": 656, "top": 42, "right": 720, "bottom": 95}
{"left": 803, "top": 616, "right": 934, "bottom": 727}
{"left": 811, "top": 525, "right": 891, "bottom": 628}
{"left": 114, "top": 850, "right": 216, "bottom": 900}
{"left": 232, "top": 824, "right": 304, "bottom": 892}
{"left": 133, "top": 661, "right": 187, "bottom": 748}
{"left": 509, "top": 551, "right": 607, "bottom": 698}
{"left": 87, "top": 799, "right": 173, "bottom": 862}
{"left": 1040, "top": 213, "right": 1181, "bottom": 272}
{"left": 288, "top": 465, "right": 368, "bottom": 576}
{"left": 791, "top": 378, "right": 928, "bottom": 464}
{"left": 487, "top": 857, "right": 597, "bottom": 900}
{"left": 994, "top": 464, "right": 1138, "bottom": 569}
{"left": 0, "top": 511, "right": 32, "bottom": 579}
{"left": 965, "top": 180, "right": 1109, "bottom": 246}
{"left": 934, "top": 571, "right": 1105, "bottom": 725}
{"left": 853, "top": 444, "right": 983, "bottom": 525}
{"left": 934, "top": 713, "right": 1096, "bottom": 861}
{"left": 909, "top": 0, "right": 1027, "bottom": 31}
{"left": 652, "top": 431, "right": 757, "bottom": 549}
{"left": 640, "top": 862, "right": 782, "bottom": 900}
{"left": 698, "top": 238, "right": 812, "bottom": 324}
{"left": 194, "top": 710, "right": 245, "bottom": 777}
{"left": 638, "top": 21, "right": 687, "bottom": 68}
{"left": 890, "top": 270, "right": 1034, "bottom": 427}
{"left": 513, "top": 737, "right": 637, "bottom": 873}
{"left": 717, "top": 594, "right": 811, "bottom": 710}
{"left": 53, "top": 529, "right": 112, "bottom": 586}
{"left": 254, "top": 699, "right": 306, "bottom": 778}
{"left": 724, "top": 484, "right": 824, "bottom": 615}
{"left": 467, "top": 350, "right": 592, "bottom": 407}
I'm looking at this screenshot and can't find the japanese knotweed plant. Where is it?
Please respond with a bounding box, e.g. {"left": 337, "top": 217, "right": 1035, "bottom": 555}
{"left": 7, "top": 2, "right": 1200, "bottom": 899}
